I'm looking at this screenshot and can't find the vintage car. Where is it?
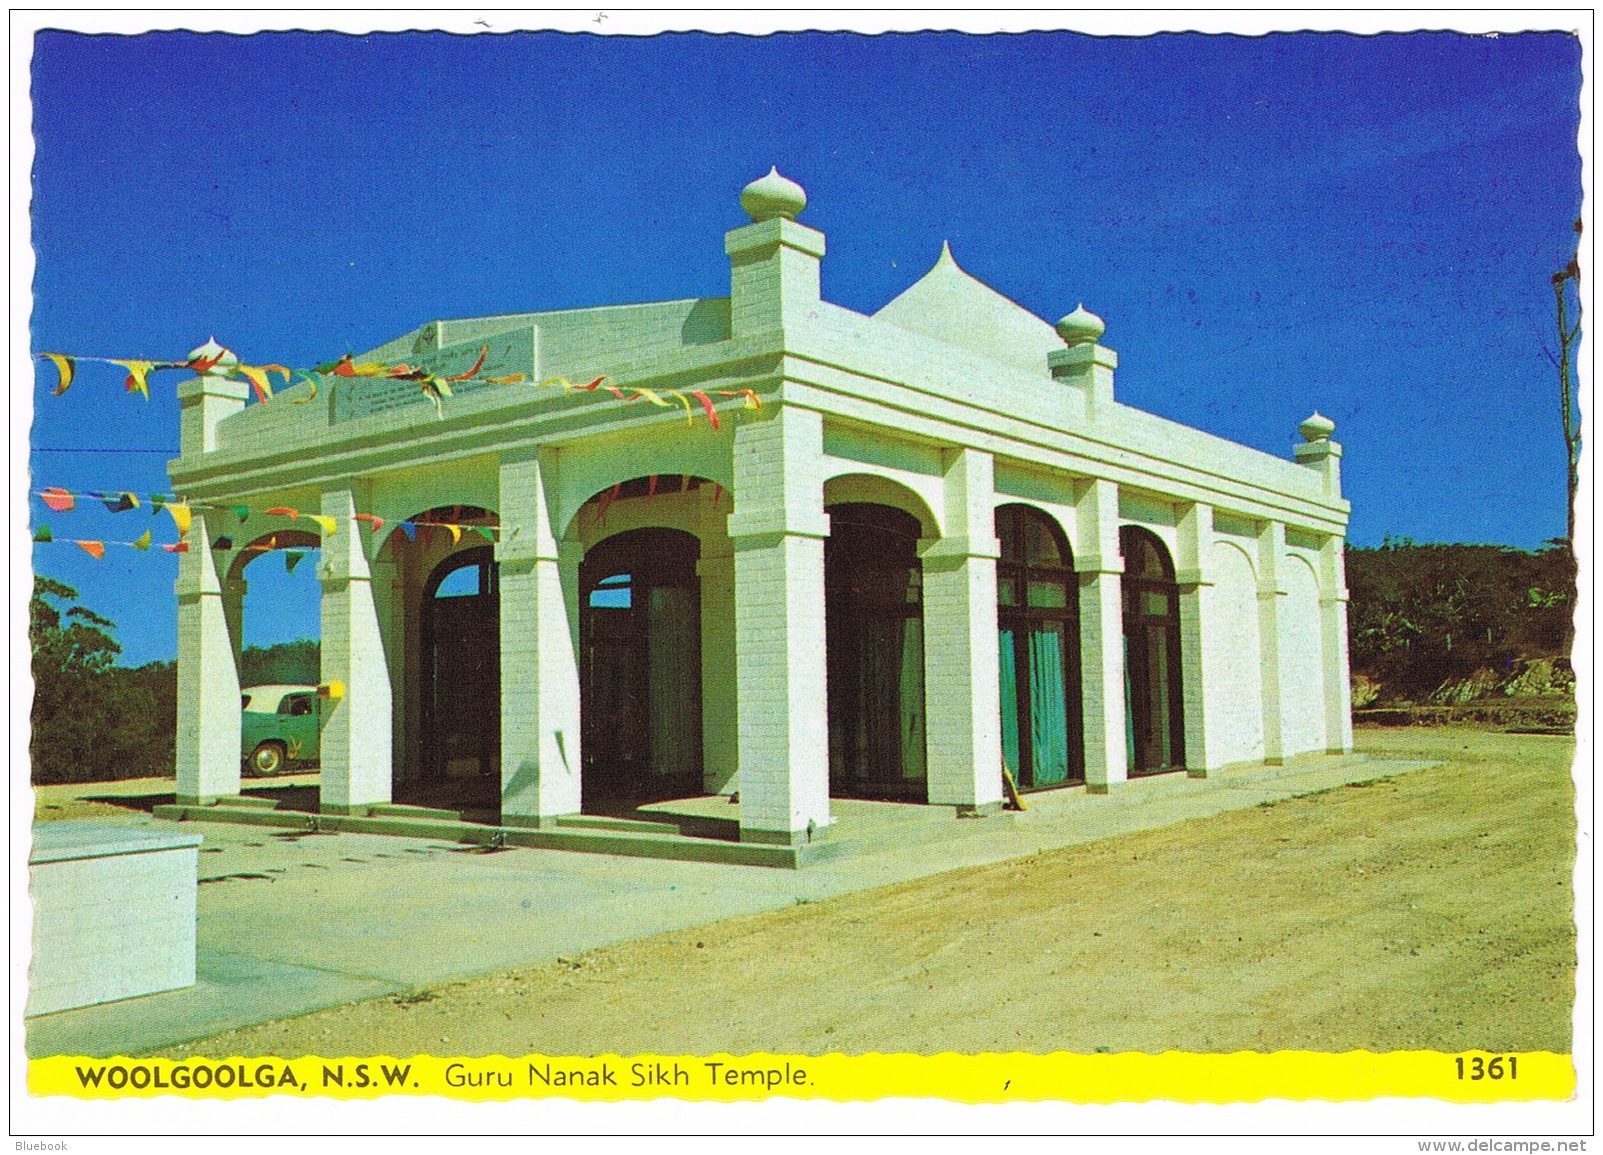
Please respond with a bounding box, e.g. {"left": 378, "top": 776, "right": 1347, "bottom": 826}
{"left": 240, "top": 684, "right": 321, "bottom": 775}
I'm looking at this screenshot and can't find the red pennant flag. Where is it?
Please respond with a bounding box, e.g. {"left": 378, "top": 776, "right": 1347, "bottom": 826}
{"left": 161, "top": 542, "right": 190, "bottom": 553}
{"left": 353, "top": 513, "right": 385, "bottom": 533}
{"left": 690, "top": 390, "right": 720, "bottom": 430}
{"left": 40, "top": 487, "right": 75, "bottom": 512}
{"left": 265, "top": 507, "right": 299, "bottom": 519}
{"left": 446, "top": 346, "right": 488, "bottom": 381}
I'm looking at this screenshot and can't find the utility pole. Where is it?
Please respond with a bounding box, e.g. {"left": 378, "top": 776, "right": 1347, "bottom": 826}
{"left": 1554, "top": 218, "right": 1582, "bottom": 554}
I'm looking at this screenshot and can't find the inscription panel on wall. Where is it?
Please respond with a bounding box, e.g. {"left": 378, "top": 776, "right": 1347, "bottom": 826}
{"left": 332, "top": 327, "right": 537, "bottom": 423}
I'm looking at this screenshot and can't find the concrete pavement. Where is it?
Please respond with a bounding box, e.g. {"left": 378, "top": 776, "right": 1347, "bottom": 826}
{"left": 25, "top": 752, "right": 1435, "bottom": 1058}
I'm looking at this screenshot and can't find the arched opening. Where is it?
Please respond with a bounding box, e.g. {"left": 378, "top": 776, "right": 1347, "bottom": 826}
{"left": 995, "top": 505, "right": 1083, "bottom": 790}
{"left": 420, "top": 544, "right": 500, "bottom": 786}
{"left": 230, "top": 529, "right": 322, "bottom": 782}
{"left": 825, "top": 502, "right": 926, "bottom": 802}
{"left": 1120, "top": 525, "right": 1186, "bottom": 775}
{"left": 580, "top": 526, "right": 703, "bottom": 809}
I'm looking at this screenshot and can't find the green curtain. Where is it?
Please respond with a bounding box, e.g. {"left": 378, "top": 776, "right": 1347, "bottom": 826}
{"left": 1028, "top": 623, "right": 1069, "bottom": 786}
{"left": 900, "top": 617, "right": 926, "bottom": 783}
{"left": 999, "top": 627, "right": 1020, "bottom": 777}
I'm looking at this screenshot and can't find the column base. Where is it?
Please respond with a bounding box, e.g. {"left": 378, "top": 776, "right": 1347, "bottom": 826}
{"left": 320, "top": 803, "right": 377, "bottom": 817}
{"left": 1186, "top": 767, "right": 1213, "bottom": 779}
{"left": 175, "top": 794, "right": 220, "bottom": 807}
{"left": 956, "top": 800, "right": 1005, "bottom": 818}
{"left": 1084, "top": 780, "right": 1129, "bottom": 795}
{"left": 499, "top": 813, "right": 576, "bottom": 830}
{"left": 740, "top": 824, "right": 829, "bottom": 847}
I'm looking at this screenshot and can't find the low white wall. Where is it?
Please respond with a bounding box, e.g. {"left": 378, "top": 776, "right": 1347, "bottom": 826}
{"left": 28, "top": 823, "right": 202, "bottom": 1017}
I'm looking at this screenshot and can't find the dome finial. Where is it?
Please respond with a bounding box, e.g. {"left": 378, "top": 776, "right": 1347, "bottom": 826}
{"left": 1055, "top": 303, "right": 1105, "bottom": 346}
{"left": 740, "top": 167, "right": 807, "bottom": 222}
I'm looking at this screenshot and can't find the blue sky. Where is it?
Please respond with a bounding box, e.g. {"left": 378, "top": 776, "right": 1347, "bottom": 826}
{"left": 27, "top": 27, "right": 1583, "bottom": 666}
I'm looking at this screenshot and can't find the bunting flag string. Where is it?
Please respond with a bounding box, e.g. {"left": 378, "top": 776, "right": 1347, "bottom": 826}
{"left": 31, "top": 489, "right": 500, "bottom": 545}
{"left": 37, "top": 339, "right": 761, "bottom": 428}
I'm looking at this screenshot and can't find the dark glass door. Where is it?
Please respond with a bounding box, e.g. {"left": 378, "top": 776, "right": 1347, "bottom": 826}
{"left": 1120, "top": 526, "right": 1186, "bottom": 775}
{"left": 826, "top": 503, "right": 927, "bottom": 801}
{"left": 422, "top": 547, "right": 500, "bottom": 781}
{"left": 580, "top": 528, "right": 703, "bottom": 808}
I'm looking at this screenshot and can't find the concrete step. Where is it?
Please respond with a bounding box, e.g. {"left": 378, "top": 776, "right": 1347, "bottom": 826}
{"left": 552, "top": 814, "right": 683, "bottom": 836}
{"left": 367, "top": 803, "right": 465, "bottom": 821}
{"left": 150, "top": 802, "right": 840, "bottom": 869}
{"left": 214, "top": 795, "right": 282, "bottom": 810}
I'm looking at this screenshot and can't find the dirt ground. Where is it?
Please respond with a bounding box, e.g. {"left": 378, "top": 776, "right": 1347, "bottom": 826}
{"left": 143, "top": 726, "right": 1575, "bottom": 1057}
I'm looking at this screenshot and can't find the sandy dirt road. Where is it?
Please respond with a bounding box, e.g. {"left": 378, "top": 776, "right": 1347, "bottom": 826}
{"left": 153, "top": 727, "right": 1575, "bottom": 1057}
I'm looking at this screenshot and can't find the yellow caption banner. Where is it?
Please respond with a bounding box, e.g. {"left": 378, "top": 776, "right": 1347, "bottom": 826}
{"left": 30, "top": 1051, "right": 1573, "bottom": 1103}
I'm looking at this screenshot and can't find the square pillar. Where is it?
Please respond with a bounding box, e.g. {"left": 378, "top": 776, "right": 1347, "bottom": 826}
{"left": 317, "top": 487, "right": 393, "bottom": 814}
{"left": 370, "top": 555, "right": 407, "bottom": 779}
{"left": 1175, "top": 502, "right": 1216, "bottom": 777}
{"left": 1074, "top": 478, "right": 1127, "bottom": 793}
{"left": 175, "top": 513, "right": 241, "bottom": 803}
{"left": 920, "top": 447, "right": 1003, "bottom": 814}
{"left": 1257, "top": 520, "right": 1289, "bottom": 764}
{"left": 496, "top": 451, "right": 583, "bottom": 826}
{"left": 1320, "top": 536, "right": 1355, "bottom": 753}
{"left": 727, "top": 407, "right": 831, "bottom": 844}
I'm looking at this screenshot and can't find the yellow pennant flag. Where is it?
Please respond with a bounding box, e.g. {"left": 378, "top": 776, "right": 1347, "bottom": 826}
{"left": 40, "top": 353, "right": 75, "bottom": 395}
{"left": 239, "top": 364, "right": 290, "bottom": 404}
{"left": 114, "top": 360, "right": 158, "bottom": 401}
{"left": 631, "top": 386, "right": 674, "bottom": 409}
{"left": 130, "top": 529, "right": 152, "bottom": 551}
{"left": 667, "top": 390, "right": 695, "bottom": 426}
{"left": 167, "top": 503, "right": 193, "bottom": 537}
{"left": 446, "top": 524, "right": 462, "bottom": 545}
{"left": 306, "top": 515, "right": 336, "bottom": 537}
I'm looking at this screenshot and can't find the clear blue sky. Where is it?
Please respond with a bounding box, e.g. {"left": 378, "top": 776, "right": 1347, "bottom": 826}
{"left": 27, "top": 28, "right": 1583, "bottom": 666}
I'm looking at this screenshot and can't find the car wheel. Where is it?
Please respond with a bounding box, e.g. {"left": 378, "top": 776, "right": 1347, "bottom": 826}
{"left": 248, "top": 741, "right": 288, "bottom": 776}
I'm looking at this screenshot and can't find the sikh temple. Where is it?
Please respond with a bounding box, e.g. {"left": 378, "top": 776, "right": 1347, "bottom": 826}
{"left": 162, "top": 169, "right": 1353, "bottom": 866}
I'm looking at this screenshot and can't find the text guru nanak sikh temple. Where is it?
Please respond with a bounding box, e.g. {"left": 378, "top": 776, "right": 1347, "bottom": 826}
{"left": 164, "top": 168, "right": 1353, "bottom": 866}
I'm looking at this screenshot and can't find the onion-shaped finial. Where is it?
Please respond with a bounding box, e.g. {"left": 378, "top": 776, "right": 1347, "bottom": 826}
{"left": 740, "top": 166, "right": 807, "bottom": 222}
{"left": 1055, "top": 303, "right": 1106, "bottom": 347}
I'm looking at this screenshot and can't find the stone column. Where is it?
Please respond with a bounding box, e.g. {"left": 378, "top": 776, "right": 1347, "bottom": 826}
{"left": 317, "top": 487, "right": 393, "bottom": 814}
{"left": 1256, "top": 519, "right": 1289, "bottom": 765}
{"left": 697, "top": 548, "right": 739, "bottom": 796}
{"left": 1319, "top": 535, "right": 1356, "bottom": 754}
{"left": 175, "top": 514, "right": 241, "bottom": 803}
{"left": 1174, "top": 502, "right": 1216, "bottom": 777}
{"left": 497, "top": 450, "right": 583, "bottom": 826}
{"left": 921, "top": 447, "right": 1003, "bottom": 813}
{"left": 221, "top": 575, "right": 247, "bottom": 680}
{"left": 725, "top": 169, "right": 824, "bottom": 341}
{"left": 728, "top": 407, "right": 831, "bottom": 844}
{"left": 370, "top": 556, "right": 407, "bottom": 781}
{"left": 1074, "top": 478, "right": 1127, "bottom": 793}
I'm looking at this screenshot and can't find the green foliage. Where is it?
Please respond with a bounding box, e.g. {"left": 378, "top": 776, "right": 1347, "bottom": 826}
{"left": 1346, "top": 540, "right": 1574, "bottom": 699}
{"left": 241, "top": 639, "right": 320, "bottom": 686}
{"left": 29, "top": 575, "right": 320, "bottom": 785}
{"left": 29, "top": 576, "right": 175, "bottom": 784}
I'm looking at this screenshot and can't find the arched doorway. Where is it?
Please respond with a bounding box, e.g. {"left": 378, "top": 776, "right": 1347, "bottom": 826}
{"left": 1120, "top": 525, "right": 1186, "bottom": 775}
{"left": 826, "top": 502, "right": 927, "bottom": 802}
{"left": 580, "top": 527, "right": 703, "bottom": 809}
{"left": 420, "top": 545, "right": 500, "bottom": 785}
{"left": 996, "top": 505, "right": 1083, "bottom": 790}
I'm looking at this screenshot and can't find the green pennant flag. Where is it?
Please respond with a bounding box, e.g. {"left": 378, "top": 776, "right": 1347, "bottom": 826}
{"left": 476, "top": 526, "right": 496, "bottom": 544}
{"left": 233, "top": 505, "right": 251, "bottom": 523}
{"left": 149, "top": 494, "right": 170, "bottom": 514}
{"left": 33, "top": 524, "right": 51, "bottom": 543}
{"left": 284, "top": 550, "right": 305, "bottom": 574}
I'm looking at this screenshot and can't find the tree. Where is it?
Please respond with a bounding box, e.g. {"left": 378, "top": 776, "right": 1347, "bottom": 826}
{"left": 28, "top": 576, "right": 175, "bottom": 784}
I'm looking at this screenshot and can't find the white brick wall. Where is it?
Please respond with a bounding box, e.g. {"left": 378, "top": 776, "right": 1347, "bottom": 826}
{"left": 28, "top": 826, "right": 200, "bottom": 1016}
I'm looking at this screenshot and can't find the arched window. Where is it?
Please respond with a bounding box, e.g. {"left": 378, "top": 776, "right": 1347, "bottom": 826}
{"left": 995, "top": 505, "right": 1083, "bottom": 790}
{"left": 1120, "top": 526, "right": 1185, "bottom": 774}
